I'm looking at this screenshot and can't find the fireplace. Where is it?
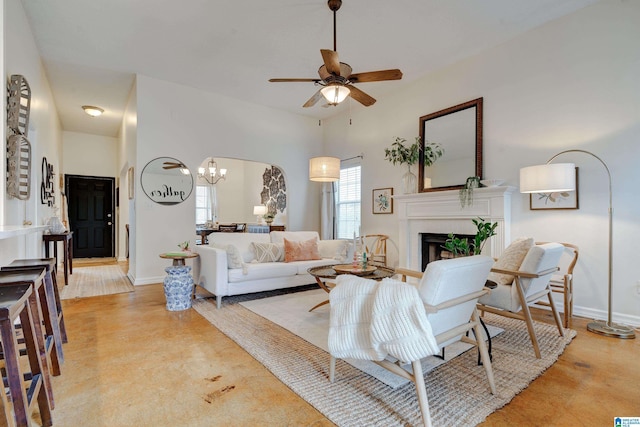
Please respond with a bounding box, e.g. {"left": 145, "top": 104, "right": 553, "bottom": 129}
{"left": 394, "top": 186, "right": 515, "bottom": 271}
{"left": 421, "top": 232, "right": 474, "bottom": 271}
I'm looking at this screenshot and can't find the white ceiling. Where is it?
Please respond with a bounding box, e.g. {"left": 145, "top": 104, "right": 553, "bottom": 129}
{"left": 20, "top": 0, "right": 599, "bottom": 137}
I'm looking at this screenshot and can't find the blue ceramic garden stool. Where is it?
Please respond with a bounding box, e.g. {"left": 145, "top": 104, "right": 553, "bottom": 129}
{"left": 163, "top": 266, "right": 194, "bottom": 311}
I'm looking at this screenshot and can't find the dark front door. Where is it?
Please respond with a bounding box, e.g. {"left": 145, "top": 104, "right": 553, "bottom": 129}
{"left": 66, "top": 175, "right": 115, "bottom": 258}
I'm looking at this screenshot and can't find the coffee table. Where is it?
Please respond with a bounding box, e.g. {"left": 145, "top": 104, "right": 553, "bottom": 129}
{"left": 307, "top": 264, "right": 396, "bottom": 312}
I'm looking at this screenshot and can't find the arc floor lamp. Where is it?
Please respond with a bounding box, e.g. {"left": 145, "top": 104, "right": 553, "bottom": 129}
{"left": 520, "top": 149, "right": 635, "bottom": 339}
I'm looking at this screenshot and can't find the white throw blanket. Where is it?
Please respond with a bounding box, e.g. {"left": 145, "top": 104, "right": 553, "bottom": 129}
{"left": 328, "top": 275, "right": 439, "bottom": 363}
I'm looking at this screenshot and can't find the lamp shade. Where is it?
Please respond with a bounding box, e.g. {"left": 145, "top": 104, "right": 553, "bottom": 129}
{"left": 519, "top": 163, "right": 576, "bottom": 193}
{"left": 253, "top": 205, "right": 267, "bottom": 216}
{"left": 320, "top": 85, "right": 350, "bottom": 105}
{"left": 309, "top": 157, "right": 340, "bottom": 182}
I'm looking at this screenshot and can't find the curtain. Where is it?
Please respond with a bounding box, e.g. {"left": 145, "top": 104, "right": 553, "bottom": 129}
{"left": 321, "top": 182, "right": 336, "bottom": 240}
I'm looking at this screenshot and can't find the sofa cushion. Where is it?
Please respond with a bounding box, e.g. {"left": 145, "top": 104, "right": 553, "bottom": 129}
{"left": 251, "top": 242, "right": 285, "bottom": 263}
{"left": 488, "top": 237, "right": 534, "bottom": 286}
{"left": 284, "top": 237, "right": 322, "bottom": 262}
{"left": 209, "top": 233, "right": 269, "bottom": 262}
{"left": 270, "top": 231, "right": 319, "bottom": 244}
{"left": 228, "top": 262, "right": 298, "bottom": 283}
{"left": 318, "top": 239, "right": 350, "bottom": 263}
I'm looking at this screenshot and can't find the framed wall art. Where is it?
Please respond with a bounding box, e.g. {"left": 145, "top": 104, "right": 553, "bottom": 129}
{"left": 127, "top": 167, "right": 135, "bottom": 199}
{"left": 530, "top": 167, "right": 579, "bottom": 210}
{"left": 372, "top": 187, "right": 393, "bottom": 214}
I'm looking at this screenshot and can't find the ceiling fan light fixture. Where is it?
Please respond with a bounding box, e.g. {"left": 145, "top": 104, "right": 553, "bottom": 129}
{"left": 321, "top": 85, "right": 350, "bottom": 105}
{"left": 82, "top": 105, "right": 104, "bottom": 117}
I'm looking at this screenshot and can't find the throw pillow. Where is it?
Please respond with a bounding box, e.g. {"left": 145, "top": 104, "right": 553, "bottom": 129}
{"left": 488, "top": 237, "right": 534, "bottom": 286}
{"left": 251, "top": 242, "right": 284, "bottom": 263}
{"left": 317, "top": 240, "right": 349, "bottom": 262}
{"left": 210, "top": 242, "right": 247, "bottom": 273}
{"left": 283, "top": 237, "right": 322, "bottom": 262}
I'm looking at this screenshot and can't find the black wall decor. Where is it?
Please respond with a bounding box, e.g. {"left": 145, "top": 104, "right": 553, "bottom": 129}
{"left": 40, "top": 157, "right": 55, "bottom": 206}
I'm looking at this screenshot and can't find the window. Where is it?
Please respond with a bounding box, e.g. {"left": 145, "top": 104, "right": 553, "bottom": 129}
{"left": 336, "top": 165, "right": 361, "bottom": 239}
{"left": 195, "top": 185, "right": 211, "bottom": 225}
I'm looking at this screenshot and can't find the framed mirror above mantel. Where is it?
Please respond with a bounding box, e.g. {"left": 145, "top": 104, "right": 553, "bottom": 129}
{"left": 419, "top": 98, "right": 483, "bottom": 192}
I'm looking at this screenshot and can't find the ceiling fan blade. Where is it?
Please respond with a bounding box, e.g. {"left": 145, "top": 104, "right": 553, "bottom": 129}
{"left": 303, "top": 89, "right": 324, "bottom": 108}
{"left": 348, "top": 69, "right": 403, "bottom": 83}
{"left": 348, "top": 85, "right": 376, "bottom": 107}
{"left": 269, "top": 78, "right": 321, "bottom": 83}
{"left": 320, "top": 49, "right": 341, "bottom": 76}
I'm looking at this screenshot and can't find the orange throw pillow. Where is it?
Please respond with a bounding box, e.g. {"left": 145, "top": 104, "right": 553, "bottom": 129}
{"left": 284, "top": 237, "right": 322, "bottom": 262}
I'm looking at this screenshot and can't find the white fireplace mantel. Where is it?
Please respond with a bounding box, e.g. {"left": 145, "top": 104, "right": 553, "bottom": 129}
{"left": 394, "top": 186, "right": 515, "bottom": 271}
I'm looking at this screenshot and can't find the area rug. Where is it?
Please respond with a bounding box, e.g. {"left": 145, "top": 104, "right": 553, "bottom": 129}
{"left": 60, "top": 264, "right": 134, "bottom": 300}
{"left": 239, "top": 289, "right": 503, "bottom": 388}
{"left": 193, "top": 292, "right": 576, "bottom": 426}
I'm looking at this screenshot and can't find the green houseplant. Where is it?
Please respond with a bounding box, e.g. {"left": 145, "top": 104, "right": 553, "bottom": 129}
{"left": 459, "top": 176, "right": 481, "bottom": 208}
{"left": 384, "top": 137, "right": 444, "bottom": 194}
{"left": 442, "top": 217, "right": 498, "bottom": 257}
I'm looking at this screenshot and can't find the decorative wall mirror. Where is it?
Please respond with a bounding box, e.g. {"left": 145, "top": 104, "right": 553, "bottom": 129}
{"left": 419, "top": 98, "right": 483, "bottom": 192}
{"left": 141, "top": 157, "right": 193, "bottom": 205}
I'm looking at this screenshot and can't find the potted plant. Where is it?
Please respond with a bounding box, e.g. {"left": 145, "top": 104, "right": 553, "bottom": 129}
{"left": 263, "top": 212, "right": 275, "bottom": 224}
{"left": 384, "top": 137, "right": 444, "bottom": 194}
{"left": 459, "top": 176, "right": 481, "bottom": 208}
{"left": 442, "top": 217, "right": 498, "bottom": 257}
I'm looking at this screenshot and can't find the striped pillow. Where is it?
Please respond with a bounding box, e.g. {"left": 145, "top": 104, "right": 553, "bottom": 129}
{"left": 251, "top": 242, "right": 284, "bottom": 263}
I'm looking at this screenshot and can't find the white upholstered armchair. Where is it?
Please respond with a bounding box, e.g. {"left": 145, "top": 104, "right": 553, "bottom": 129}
{"left": 329, "top": 255, "right": 496, "bottom": 427}
{"left": 477, "top": 242, "right": 565, "bottom": 358}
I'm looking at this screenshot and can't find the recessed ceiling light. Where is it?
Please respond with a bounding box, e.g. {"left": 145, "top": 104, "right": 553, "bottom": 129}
{"left": 82, "top": 105, "right": 104, "bottom": 117}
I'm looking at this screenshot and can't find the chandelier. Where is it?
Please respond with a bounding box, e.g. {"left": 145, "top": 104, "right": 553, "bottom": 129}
{"left": 198, "top": 158, "right": 227, "bottom": 185}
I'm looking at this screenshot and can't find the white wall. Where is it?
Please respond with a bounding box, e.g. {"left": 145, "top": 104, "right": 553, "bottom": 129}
{"left": 1, "top": 0, "right": 63, "bottom": 264}
{"left": 322, "top": 0, "right": 640, "bottom": 325}
{"left": 117, "top": 81, "right": 137, "bottom": 267}
{"left": 131, "top": 75, "right": 323, "bottom": 284}
{"left": 63, "top": 131, "right": 118, "bottom": 177}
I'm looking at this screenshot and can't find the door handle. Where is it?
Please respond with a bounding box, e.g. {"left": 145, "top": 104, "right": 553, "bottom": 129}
{"left": 107, "top": 213, "right": 112, "bottom": 218}
{"left": 108, "top": 222, "right": 112, "bottom": 226}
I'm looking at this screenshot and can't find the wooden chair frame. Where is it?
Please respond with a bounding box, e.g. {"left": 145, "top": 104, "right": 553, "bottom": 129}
{"left": 534, "top": 242, "right": 579, "bottom": 328}
{"left": 478, "top": 265, "right": 565, "bottom": 358}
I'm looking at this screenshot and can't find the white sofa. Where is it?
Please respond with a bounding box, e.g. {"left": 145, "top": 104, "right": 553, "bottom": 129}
{"left": 193, "top": 231, "right": 352, "bottom": 308}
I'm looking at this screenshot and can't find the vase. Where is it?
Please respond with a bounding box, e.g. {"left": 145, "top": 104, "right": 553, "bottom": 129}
{"left": 47, "top": 216, "right": 66, "bottom": 234}
{"left": 163, "top": 266, "right": 194, "bottom": 311}
{"left": 401, "top": 165, "right": 418, "bottom": 194}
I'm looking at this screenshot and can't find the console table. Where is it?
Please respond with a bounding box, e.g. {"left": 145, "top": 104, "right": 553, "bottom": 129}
{"left": 43, "top": 232, "right": 73, "bottom": 286}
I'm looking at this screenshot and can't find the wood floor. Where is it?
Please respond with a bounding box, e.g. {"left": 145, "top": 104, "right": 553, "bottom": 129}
{"left": 11, "top": 261, "right": 640, "bottom": 426}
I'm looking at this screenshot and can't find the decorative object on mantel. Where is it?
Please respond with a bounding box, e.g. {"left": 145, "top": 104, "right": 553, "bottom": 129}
{"left": 520, "top": 149, "right": 634, "bottom": 339}
{"left": 480, "top": 179, "right": 504, "bottom": 187}
{"left": 372, "top": 188, "right": 393, "bottom": 214}
{"left": 442, "top": 217, "right": 498, "bottom": 257}
{"left": 6, "top": 75, "right": 32, "bottom": 200}
{"left": 459, "top": 176, "right": 481, "bottom": 207}
{"left": 384, "top": 137, "right": 443, "bottom": 194}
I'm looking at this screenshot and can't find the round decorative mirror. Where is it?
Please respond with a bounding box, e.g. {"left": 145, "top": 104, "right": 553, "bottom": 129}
{"left": 141, "top": 157, "right": 193, "bottom": 205}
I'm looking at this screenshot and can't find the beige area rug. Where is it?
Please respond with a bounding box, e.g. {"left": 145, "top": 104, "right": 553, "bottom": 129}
{"left": 193, "top": 290, "right": 577, "bottom": 427}
{"left": 239, "top": 289, "right": 503, "bottom": 388}
{"left": 60, "top": 264, "right": 134, "bottom": 300}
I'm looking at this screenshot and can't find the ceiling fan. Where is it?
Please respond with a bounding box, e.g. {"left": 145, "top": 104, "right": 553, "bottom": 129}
{"left": 269, "top": 0, "right": 402, "bottom": 108}
{"left": 162, "top": 161, "right": 187, "bottom": 170}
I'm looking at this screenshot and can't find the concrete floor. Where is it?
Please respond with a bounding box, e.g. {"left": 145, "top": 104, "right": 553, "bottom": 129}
{"left": 5, "top": 265, "right": 640, "bottom": 426}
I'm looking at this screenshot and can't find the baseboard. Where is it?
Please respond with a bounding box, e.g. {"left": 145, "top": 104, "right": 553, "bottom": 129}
{"left": 131, "top": 275, "right": 164, "bottom": 286}
{"left": 573, "top": 305, "right": 640, "bottom": 328}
